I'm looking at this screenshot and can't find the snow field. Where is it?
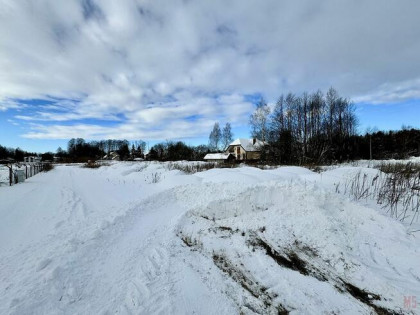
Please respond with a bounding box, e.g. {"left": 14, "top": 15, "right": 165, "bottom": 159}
{"left": 0, "top": 161, "right": 419, "bottom": 314}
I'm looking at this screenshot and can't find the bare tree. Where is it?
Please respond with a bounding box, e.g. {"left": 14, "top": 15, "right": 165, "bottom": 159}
{"left": 269, "top": 95, "right": 285, "bottom": 143}
{"left": 261, "top": 88, "right": 358, "bottom": 164}
{"left": 209, "top": 122, "right": 222, "bottom": 151}
{"left": 250, "top": 98, "right": 270, "bottom": 141}
{"left": 222, "top": 122, "right": 233, "bottom": 150}
{"left": 132, "top": 140, "right": 146, "bottom": 154}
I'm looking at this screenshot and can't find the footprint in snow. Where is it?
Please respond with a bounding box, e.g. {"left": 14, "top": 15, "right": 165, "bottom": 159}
{"left": 36, "top": 258, "right": 52, "bottom": 272}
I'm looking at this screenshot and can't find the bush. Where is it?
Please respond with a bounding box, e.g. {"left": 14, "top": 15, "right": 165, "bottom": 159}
{"left": 83, "top": 160, "right": 101, "bottom": 168}
{"left": 43, "top": 163, "right": 54, "bottom": 172}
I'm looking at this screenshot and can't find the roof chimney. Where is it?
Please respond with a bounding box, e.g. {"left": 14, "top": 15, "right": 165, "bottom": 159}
{"left": 253, "top": 138, "right": 256, "bottom": 145}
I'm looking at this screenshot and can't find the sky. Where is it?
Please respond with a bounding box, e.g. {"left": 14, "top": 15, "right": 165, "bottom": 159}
{"left": 0, "top": 0, "right": 419, "bottom": 153}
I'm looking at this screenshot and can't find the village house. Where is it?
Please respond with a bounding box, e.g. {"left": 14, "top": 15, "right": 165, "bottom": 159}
{"left": 103, "top": 151, "right": 121, "bottom": 161}
{"left": 24, "top": 156, "right": 41, "bottom": 163}
{"left": 225, "top": 138, "right": 266, "bottom": 161}
{"left": 203, "top": 138, "right": 266, "bottom": 162}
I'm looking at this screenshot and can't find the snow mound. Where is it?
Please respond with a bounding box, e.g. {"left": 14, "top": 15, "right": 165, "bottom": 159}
{"left": 178, "top": 181, "right": 420, "bottom": 314}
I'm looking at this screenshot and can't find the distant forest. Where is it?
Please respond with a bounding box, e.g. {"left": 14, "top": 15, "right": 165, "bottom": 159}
{"left": 249, "top": 88, "right": 420, "bottom": 164}
{"left": 1, "top": 88, "right": 419, "bottom": 164}
{"left": 0, "top": 138, "right": 212, "bottom": 163}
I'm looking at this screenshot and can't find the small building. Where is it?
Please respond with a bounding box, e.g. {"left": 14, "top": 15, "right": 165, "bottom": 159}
{"left": 203, "top": 153, "right": 235, "bottom": 163}
{"left": 103, "top": 151, "right": 120, "bottom": 161}
{"left": 225, "top": 138, "right": 267, "bottom": 161}
{"left": 24, "top": 156, "right": 41, "bottom": 163}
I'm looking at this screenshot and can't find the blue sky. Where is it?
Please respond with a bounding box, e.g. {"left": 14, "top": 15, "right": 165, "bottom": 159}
{"left": 356, "top": 101, "right": 420, "bottom": 133}
{"left": 1, "top": 0, "right": 419, "bottom": 153}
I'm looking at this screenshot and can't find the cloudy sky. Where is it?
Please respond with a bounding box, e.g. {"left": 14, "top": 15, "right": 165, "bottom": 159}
{"left": 1, "top": 0, "right": 419, "bottom": 152}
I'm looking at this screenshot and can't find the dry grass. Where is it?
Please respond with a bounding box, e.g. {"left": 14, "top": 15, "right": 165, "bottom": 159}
{"left": 376, "top": 161, "right": 420, "bottom": 176}
{"left": 165, "top": 162, "right": 238, "bottom": 174}
{"left": 341, "top": 162, "right": 420, "bottom": 224}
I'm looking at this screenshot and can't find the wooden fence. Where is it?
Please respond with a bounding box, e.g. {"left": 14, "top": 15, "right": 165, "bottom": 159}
{"left": 0, "top": 162, "right": 46, "bottom": 186}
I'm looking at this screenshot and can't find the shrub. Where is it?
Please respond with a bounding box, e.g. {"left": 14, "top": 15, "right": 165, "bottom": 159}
{"left": 83, "top": 160, "right": 101, "bottom": 168}
{"left": 43, "top": 163, "right": 54, "bottom": 172}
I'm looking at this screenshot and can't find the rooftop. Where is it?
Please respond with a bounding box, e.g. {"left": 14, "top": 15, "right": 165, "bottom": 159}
{"left": 228, "top": 138, "right": 266, "bottom": 152}
{"left": 204, "top": 153, "right": 233, "bottom": 160}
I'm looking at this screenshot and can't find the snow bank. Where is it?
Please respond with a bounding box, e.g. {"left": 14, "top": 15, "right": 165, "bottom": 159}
{"left": 178, "top": 180, "right": 419, "bottom": 313}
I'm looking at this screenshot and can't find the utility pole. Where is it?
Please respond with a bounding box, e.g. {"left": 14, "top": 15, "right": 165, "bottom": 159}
{"left": 369, "top": 134, "right": 372, "bottom": 160}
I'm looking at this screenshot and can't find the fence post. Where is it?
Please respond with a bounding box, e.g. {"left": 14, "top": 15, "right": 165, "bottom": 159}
{"left": 9, "top": 164, "right": 12, "bottom": 186}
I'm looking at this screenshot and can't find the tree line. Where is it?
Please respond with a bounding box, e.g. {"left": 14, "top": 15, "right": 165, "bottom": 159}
{"left": 148, "top": 141, "right": 210, "bottom": 161}
{"left": 63, "top": 138, "right": 149, "bottom": 162}
{"left": 250, "top": 88, "right": 358, "bottom": 164}
{"left": 1, "top": 138, "right": 211, "bottom": 163}
{"left": 0, "top": 145, "right": 38, "bottom": 162}
{"left": 64, "top": 138, "right": 211, "bottom": 162}
{"left": 361, "top": 128, "right": 420, "bottom": 160}
{"left": 249, "top": 87, "right": 419, "bottom": 164}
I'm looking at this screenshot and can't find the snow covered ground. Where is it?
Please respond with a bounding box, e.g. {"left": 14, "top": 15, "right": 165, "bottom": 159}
{"left": 0, "top": 165, "right": 11, "bottom": 187}
{"left": 0, "top": 161, "right": 419, "bottom": 314}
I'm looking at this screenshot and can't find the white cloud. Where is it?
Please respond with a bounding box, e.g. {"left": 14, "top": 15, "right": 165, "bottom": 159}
{"left": 21, "top": 118, "right": 215, "bottom": 141}
{"left": 0, "top": 99, "right": 24, "bottom": 111}
{"left": 353, "top": 78, "right": 420, "bottom": 104}
{"left": 1, "top": 0, "right": 420, "bottom": 140}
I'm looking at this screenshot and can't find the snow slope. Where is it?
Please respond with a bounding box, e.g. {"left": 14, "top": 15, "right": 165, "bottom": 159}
{"left": 0, "top": 162, "right": 419, "bottom": 314}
